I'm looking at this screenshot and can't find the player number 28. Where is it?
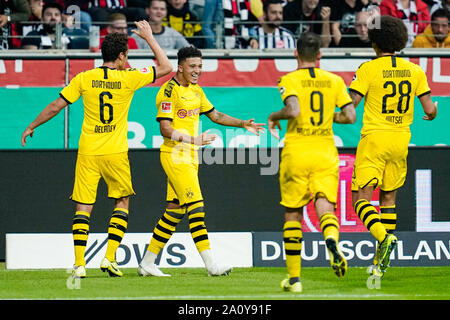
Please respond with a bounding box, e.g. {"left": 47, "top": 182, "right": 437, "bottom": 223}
{"left": 381, "top": 80, "right": 412, "bottom": 114}
{"left": 99, "top": 91, "right": 114, "bottom": 124}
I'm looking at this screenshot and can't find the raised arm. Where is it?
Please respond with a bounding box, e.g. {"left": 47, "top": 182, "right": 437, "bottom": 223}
{"left": 132, "top": 20, "right": 172, "bottom": 79}
{"left": 206, "top": 109, "right": 265, "bottom": 135}
{"left": 21, "top": 97, "right": 68, "bottom": 146}
{"left": 419, "top": 93, "right": 438, "bottom": 121}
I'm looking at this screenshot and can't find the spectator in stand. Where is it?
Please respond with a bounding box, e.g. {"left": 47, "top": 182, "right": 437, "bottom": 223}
{"left": 378, "top": 0, "right": 430, "bottom": 47}
{"left": 100, "top": 13, "right": 138, "bottom": 49}
{"left": 132, "top": 0, "right": 189, "bottom": 50}
{"left": 329, "top": 0, "right": 370, "bottom": 47}
{"left": 164, "top": 0, "right": 203, "bottom": 48}
{"left": 64, "top": 0, "right": 92, "bottom": 33}
{"left": 202, "top": 0, "right": 223, "bottom": 48}
{"left": 249, "top": 0, "right": 296, "bottom": 49}
{"left": 84, "top": 0, "right": 146, "bottom": 26}
{"left": 17, "top": 0, "right": 88, "bottom": 48}
{"left": 22, "top": 2, "right": 88, "bottom": 49}
{"left": 338, "top": 10, "right": 373, "bottom": 47}
{"left": 413, "top": 8, "right": 450, "bottom": 47}
{"left": 282, "top": 0, "right": 332, "bottom": 48}
{"left": 1, "top": 0, "right": 31, "bottom": 49}
{"left": 223, "top": 0, "right": 252, "bottom": 49}
{"left": 430, "top": 0, "right": 449, "bottom": 15}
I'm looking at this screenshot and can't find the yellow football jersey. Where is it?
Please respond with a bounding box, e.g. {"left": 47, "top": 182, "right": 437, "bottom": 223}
{"left": 60, "top": 66, "right": 156, "bottom": 155}
{"left": 349, "top": 55, "right": 431, "bottom": 135}
{"left": 278, "top": 67, "right": 352, "bottom": 147}
{"left": 156, "top": 77, "right": 214, "bottom": 154}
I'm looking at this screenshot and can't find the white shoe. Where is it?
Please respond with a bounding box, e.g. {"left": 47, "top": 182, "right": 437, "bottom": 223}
{"left": 137, "top": 264, "right": 171, "bottom": 277}
{"left": 207, "top": 263, "right": 233, "bottom": 276}
{"left": 72, "top": 265, "right": 86, "bottom": 278}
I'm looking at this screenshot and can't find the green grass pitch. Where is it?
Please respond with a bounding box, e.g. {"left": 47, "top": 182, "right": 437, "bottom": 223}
{"left": 1, "top": 263, "right": 449, "bottom": 300}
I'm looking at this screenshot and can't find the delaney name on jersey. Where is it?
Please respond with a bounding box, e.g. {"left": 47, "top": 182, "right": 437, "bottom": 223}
{"left": 95, "top": 124, "right": 116, "bottom": 133}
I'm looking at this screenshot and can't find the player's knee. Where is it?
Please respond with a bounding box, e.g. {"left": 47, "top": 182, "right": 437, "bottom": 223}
{"left": 114, "top": 196, "right": 129, "bottom": 209}
{"left": 379, "top": 189, "right": 397, "bottom": 206}
{"left": 167, "top": 201, "right": 181, "bottom": 210}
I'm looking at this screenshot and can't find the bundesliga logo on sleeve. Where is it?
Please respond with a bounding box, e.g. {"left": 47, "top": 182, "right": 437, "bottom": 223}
{"left": 139, "top": 67, "right": 150, "bottom": 74}
{"left": 161, "top": 102, "right": 172, "bottom": 113}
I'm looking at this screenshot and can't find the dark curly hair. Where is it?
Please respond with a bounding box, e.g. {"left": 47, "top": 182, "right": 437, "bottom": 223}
{"left": 101, "top": 33, "right": 128, "bottom": 62}
{"left": 368, "top": 16, "right": 408, "bottom": 53}
{"left": 296, "top": 32, "right": 321, "bottom": 62}
{"left": 177, "top": 46, "right": 202, "bottom": 64}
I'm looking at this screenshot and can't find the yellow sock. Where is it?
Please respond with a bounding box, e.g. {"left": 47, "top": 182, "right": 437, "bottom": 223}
{"left": 188, "top": 202, "right": 210, "bottom": 253}
{"left": 354, "top": 199, "right": 387, "bottom": 242}
{"left": 319, "top": 212, "right": 340, "bottom": 242}
{"left": 283, "top": 221, "right": 302, "bottom": 282}
{"left": 380, "top": 205, "right": 397, "bottom": 234}
{"left": 105, "top": 208, "right": 129, "bottom": 262}
{"left": 72, "top": 211, "right": 90, "bottom": 266}
{"left": 148, "top": 207, "right": 185, "bottom": 255}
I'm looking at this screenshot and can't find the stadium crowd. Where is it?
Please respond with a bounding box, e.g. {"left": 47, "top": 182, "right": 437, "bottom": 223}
{"left": 0, "top": 0, "right": 449, "bottom": 49}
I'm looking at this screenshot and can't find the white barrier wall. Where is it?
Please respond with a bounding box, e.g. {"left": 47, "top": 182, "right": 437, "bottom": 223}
{"left": 5, "top": 232, "right": 253, "bottom": 269}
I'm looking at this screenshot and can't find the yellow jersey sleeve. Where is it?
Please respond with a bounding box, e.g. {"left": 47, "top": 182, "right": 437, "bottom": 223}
{"left": 199, "top": 87, "right": 214, "bottom": 115}
{"left": 156, "top": 81, "right": 177, "bottom": 122}
{"left": 335, "top": 76, "right": 353, "bottom": 109}
{"left": 59, "top": 73, "right": 82, "bottom": 104}
{"left": 415, "top": 66, "right": 431, "bottom": 97}
{"left": 349, "top": 63, "right": 369, "bottom": 97}
{"left": 278, "top": 75, "right": 296, "bottom": 102}
{"left": 126, "top": 66, "right": 156, "bottom": 91}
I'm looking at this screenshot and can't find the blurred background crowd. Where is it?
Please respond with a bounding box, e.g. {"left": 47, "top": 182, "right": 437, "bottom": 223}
{"left": 0, "top": 0, "right": 449, "bottom": 50}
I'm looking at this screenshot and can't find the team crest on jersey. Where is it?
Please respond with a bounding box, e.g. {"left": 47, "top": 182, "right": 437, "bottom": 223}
{"left": 139, "top": 67, "right": 150, "bottom": 74}
{"left": 186, "top": 188, "right": 194, "bottom": 199}
{"left": 161, "top": 102, "right": 172, "bottom": 113}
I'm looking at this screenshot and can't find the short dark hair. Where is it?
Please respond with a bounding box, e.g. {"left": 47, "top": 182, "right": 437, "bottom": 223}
{"left": 263, "top": 0, "right": 283, "bottom": 14}
{"left": 177, "top": 46, "right": 202, "bottom": 64}
{"left": 101, "top": 33, "right": 128, "bottom": 62}
{"left": 42, "top": 2, "right": 63, "bottom": 16}
{"left": 368, "top": 16, "right": 408, "bottom": 53}
{"left": 149, "top": 0, "right": 167, "bottom": 8}
{"left": 296, "top": 32, "right": 321, "bottom": 62}
{"left": 431, "top": 8, "right": 450, "bottom": 21}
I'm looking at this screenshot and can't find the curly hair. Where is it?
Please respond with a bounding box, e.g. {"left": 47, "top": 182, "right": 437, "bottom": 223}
{"left": 101, "top": 33, "right": 128, "bottom": 62}
{"left": 177, "top": 46, "right": 202, "bottom": 64}
{"left": 368, "top": 16, "right": 408, "bottom": 53}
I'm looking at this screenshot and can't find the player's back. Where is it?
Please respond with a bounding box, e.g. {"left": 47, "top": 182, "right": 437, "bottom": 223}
{"left": 278, "top": 67, "right": 352, "bottom": 148}
{"left": 349, "top": 55, "right": 431, "bottom": 135}
{"left": 60, "top": 66, "right": 155, "bottom": 155}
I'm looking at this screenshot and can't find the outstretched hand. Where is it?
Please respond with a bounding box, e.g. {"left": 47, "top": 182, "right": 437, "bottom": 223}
{"left": 195, "top": 129, "right": 217, "bottom": 146}
{"left": 21, "top": 127, "right": 34, "bottom": 147}
{"left": 243, "top": 119, "right": 265, "bottom": 136}
{"left": 268, "top": 117, "right": 281, "bottom": 140}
